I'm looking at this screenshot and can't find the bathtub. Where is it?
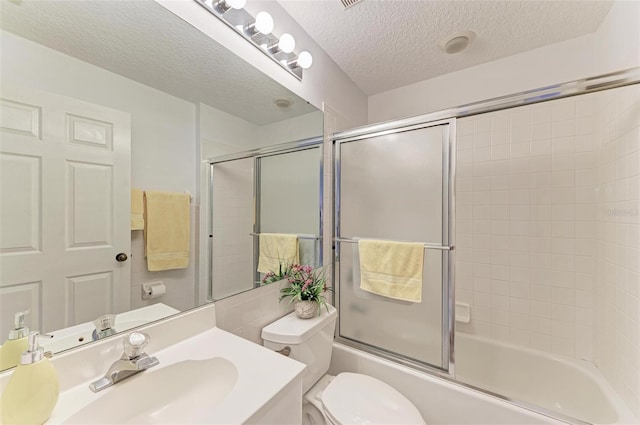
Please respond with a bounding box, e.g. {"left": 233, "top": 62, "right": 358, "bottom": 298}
{"left": 455, "top": 333, "right": 637, "bottom": 424}
{"left": 329, "top": 337, "right": 638, "bottom": 425}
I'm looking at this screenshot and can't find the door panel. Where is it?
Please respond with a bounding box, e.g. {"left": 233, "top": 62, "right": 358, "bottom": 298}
{"left": 0, "top": 99, "right": 41, "bottom": 138}
{"left": 0, "top": 84, "right": 130, "bottom": 335}
{"left": 66, "top": 271, "right": 113, "bottom": 325}
{"left": 66, "top": 161, "right": 113, "bottom": 248}
{"left": 0, "top": 153, "right": 41, "bottom": 253}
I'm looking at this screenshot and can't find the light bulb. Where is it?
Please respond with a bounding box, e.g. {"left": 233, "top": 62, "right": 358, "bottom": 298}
{"left": 226, "top": 0, "right": 245, "bottom": 9}
{"left": 254, "top": 11, "right": 274, "bottom": 35}
{"left": 297, "top": 51, "right": 313, "bottom": 69}
{"left": 278, "top": 33, "right": 295, "bottom": 53}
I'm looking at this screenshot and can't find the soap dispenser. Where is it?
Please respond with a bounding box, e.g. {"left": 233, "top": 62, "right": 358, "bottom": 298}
{"left": 0, "top": 331, "right": 59, "bottom": 425}
{"left": 0, "top": 310, "right": 30, "bottom": 370}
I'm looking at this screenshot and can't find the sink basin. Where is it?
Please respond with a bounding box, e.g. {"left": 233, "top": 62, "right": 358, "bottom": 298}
{"left": 36, "top": 323, "right": 306, "bottom": 424}
{"left": 65, "top": 357, "right": 237, "bottom": 424}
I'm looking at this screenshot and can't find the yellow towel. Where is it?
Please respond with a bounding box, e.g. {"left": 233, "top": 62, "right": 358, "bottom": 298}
{"left": 257, "top": 233, "right": 299, "bottom": 274}
{"left": 131, "top": 189, "right": 144, "bottom": 230}
{"left": 144, "top": 191, "right": 190, "bottom": 271}
{"left": 359, "top": 239, "right": 424, "bottom": 303}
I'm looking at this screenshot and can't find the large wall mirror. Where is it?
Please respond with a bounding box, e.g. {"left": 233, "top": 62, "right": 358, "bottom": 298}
{"left": 209, "top": 140, "right": 323, "bottom": 300}
{"left": 0, "top": 0, "right": 323, "bottom": 370}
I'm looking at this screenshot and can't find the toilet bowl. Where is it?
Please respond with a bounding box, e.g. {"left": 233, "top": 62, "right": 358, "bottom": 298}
{"left": 262, "top": 305, "right": 425, "bottom": 425}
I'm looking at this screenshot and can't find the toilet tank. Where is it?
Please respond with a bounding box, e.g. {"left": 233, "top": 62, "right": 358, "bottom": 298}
{"left": 262, "top": 304, "right": 337, "bottom": 393}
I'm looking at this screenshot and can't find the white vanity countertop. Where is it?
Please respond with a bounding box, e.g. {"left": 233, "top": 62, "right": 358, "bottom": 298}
{"left": 41, "top": 303, "right": 181, "bottom": 353}
{"left": 46, "top": 327, "right": 306, "bottom": 424}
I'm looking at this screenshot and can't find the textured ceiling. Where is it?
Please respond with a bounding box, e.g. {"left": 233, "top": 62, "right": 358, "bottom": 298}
{"left": 278, "top": 0, "right": 613, "bottom": 95}
{"left": 0, "top": 0, "right": 318, "bottom": 125}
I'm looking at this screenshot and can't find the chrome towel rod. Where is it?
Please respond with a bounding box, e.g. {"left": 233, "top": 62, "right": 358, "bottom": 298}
{"left": 250, "top": 233, "right": 320, "bottom": 241}
{"left": 333, "top": 237, "right": 454, "bottom": 251}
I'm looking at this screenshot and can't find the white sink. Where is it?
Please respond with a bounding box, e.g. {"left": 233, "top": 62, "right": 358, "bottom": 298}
{"left": 65, "top": 357, "right": 238, "bottom": 424}
{"left": 45, "top": 326, "right": 306, "bottom": 424}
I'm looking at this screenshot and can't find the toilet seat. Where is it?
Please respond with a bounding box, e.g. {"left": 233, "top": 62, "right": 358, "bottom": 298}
{"left": 321, "top": 373, "right": 424, "bottom": 425}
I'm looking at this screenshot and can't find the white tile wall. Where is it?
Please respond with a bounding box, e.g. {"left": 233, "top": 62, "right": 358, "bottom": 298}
{"left": 456, "top": 96, "right": 597, "bottom": 361}
{"left": 593, "top": 84, "right": 640, "bottom": 417}
{"left": 210, "top": 158, "right": 255, "bottom": 299}
{"left": 457, "top": 85, "right": 640, "bottom": 417}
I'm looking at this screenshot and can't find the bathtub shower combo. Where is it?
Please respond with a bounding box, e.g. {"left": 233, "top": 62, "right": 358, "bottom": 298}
{"left": 331, "top": 69, "right": 640, "bottom": 424}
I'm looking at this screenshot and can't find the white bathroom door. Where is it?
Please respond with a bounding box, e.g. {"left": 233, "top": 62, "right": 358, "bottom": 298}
{"left": 0, "top": 84, "right": 131, "bottom": 334}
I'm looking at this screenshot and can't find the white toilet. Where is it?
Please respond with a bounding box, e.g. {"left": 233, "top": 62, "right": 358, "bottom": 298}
{"left": 262, "top": 305, "right": 425, "bottom": 425}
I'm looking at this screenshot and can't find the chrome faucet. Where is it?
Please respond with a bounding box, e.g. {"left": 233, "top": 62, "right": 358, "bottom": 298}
{"left": 92, "top": 314, "right": 117, "bottom": 341}
{"left": 89, "top": 332, "right": 159, "bottom": 392}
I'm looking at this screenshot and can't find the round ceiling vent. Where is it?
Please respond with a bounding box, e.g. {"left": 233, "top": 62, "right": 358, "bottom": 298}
{"left": 273, "top": 98, "right": 293, "bottom": 108}
{"left": 441, "top": 31, "right": 476, "bottom": 54}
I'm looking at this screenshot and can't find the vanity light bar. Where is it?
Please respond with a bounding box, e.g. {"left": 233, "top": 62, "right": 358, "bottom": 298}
{"left": 194, "top": 0, "right": 312, "bottom": 80}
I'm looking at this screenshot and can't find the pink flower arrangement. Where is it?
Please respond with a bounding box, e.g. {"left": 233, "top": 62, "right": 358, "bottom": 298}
{"left": 261, "top": 263, "right": 295, "bottom": 285}
{"left": 278, "top": 263, "right": 332, "bottom": 313}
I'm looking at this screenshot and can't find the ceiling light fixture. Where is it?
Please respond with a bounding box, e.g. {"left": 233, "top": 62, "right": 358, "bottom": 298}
{"left": 194, "top": 0, "right": 311, "bottom": 80}
{"left": 245, "top": 11, "right": 274, "bottom": 36}
{"left": 273, "top": 98, "right": 293, "bottom": 108}
{"left": 268, "top": 33, "right": 295, "bottom": 54}
{"left": 288, "top": 51, "right": 313, "bottom": 69}
{"left": 441, "top": 31, "right": 476, "bottom": 54}
{"left": 210, "top": 0, "right": 245, "bottom": 13}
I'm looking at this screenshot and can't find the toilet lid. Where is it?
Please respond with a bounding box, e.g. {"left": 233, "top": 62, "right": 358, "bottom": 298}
{"left": 322, "top": 373, "right": 424, "bottom": 425}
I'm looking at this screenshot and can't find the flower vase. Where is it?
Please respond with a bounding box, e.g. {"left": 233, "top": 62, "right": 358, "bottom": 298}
{"left": 295, "top": 300, "right": 318, "bottom": 319}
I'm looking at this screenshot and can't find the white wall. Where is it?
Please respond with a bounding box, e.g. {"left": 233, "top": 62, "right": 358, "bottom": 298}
{"left": 156, "top": 0, "right": 367, "bottom": 127}
{"left": 199, "top": 103, "right": 259, "bottom": 160}
{"left": 369, "top": 35, "right": 597, "bottom": 124}
{"left": 258, "top": 111, "right": 323, "bottom": 147}
{"left": 1, "top": 30, "right": 198, "bottom": 312}
{"left": 199, "top": 104, "right": 323, "bottom": 160}
{"left": 368, "top": 0, "right": 640, "bottom": 124}
{"left": 592, "top": 0, "right": 640, "bottom": 76}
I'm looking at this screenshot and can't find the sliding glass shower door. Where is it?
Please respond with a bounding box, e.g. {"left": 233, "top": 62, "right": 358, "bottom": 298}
{"left": 334, "top": 121, "right": 455, "bottom": 371}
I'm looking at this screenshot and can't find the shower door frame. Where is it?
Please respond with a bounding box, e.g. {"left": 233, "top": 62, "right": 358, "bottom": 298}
{"left": 207, "top": 136, "right": 324, "bottom": 301}
{"left": 333, "top": 118, "right": 457, "bottom": 377}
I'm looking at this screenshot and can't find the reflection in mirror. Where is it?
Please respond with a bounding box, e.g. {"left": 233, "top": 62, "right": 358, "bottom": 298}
{"left": 209, "top": 140, "right": 323, "bottom": 301}
{"left": 0, "top": 0, "right": 322, "bottom": 369}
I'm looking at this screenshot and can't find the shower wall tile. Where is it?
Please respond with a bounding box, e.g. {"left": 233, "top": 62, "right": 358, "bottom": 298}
{"left": 456, "top": 85, "right": 640, "bottom": 417}
{"left": 593, "top": 85, "right": 640, "bottom": 417}
{"left": 455, "top": 96, "right": 596, "bottom": 363}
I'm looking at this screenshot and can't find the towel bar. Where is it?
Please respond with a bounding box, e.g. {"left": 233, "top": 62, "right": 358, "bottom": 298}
{"left": 334, "top": 237, "right": 454, "bottom": 251}
{"left": 250, "top": 232, "right": 320, "bottom": 240}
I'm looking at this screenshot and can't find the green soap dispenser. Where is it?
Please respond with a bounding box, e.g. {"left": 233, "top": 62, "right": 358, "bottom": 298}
{"left": 0, "top": 310, "right": 30, "bottom": 370}
{"left": 0, "top": 331, "right": 60, "bottom": 425}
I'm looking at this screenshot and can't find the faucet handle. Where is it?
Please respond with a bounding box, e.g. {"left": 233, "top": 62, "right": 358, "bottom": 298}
{"left": 123, "top": 332, "right": 150, "bottom": 359}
